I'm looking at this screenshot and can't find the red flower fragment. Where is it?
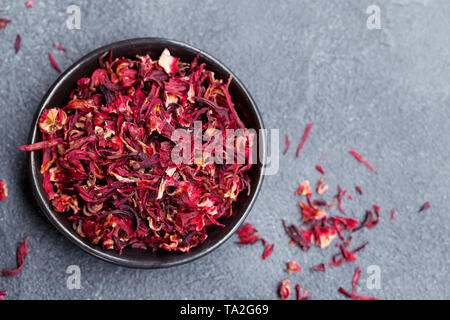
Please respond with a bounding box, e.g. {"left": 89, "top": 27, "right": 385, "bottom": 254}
{"left": 0, "top": 17, "right": 11, "bottom": 30}
{"left": 296, "top": 123, "right": 313, "bottom": 158}
{"left": 2, "top": 236, "right": 30, "bottom": 277}
{"left": 283, "top": 134, "right": 290, "bottom": 155}
{"left": 262, "top": 241, "right": 274, "bottom": 260}
{"left": 25, "top": 1, "right": 34, "bottom": 7}
{"left": 311, "top": 263, "right": 326, "bottom": 272}
{"left": 355, "top": 185, "right": 363, "bottom": 195}
{"left": 48, "top": 52, "right": 61, "bottom": 72}
{"left": 14, "top": 34, "right": 21, "bottom": 53}
{"left": 282, "top": 219, "right": 310, "bottom": 251}
{"left": 0, "top": 181, "right": 8, "bottom": 200}
{"left": 0, "top": 290, "right": 7, "bottom": 300}
{"left": 237, "top": 224, "right": 274, "bottom": 260}
{"left": 237, "top": 223, "right": 259, "bottom": 244}
{"left": 329, "top": 241, "right": 369, "bottom": 267}
{"left": 349, "top": 150, "right": 376, "bottom": 172}
{"left": 278, "top": 280, "right": 291, "bottom": 300}
{"left": 285, "top": 261, "right": 302, "bottom": 273}
{"left": 315, "top": 164, "right": 325, "bottom": 175}
{"left": 391, "top": 209, "right": 395, "bottom": 220}
{"left": 418, "top": 202, "right": 430, "bottom": 213}
{"left": 338, "top": 267, "right": 380, "bottom": 300}
{"left": 295, "top": 284, "right": 310, "bottom": 300}
{"left": 52, "top": 42, "right": 68, "bottom": 57}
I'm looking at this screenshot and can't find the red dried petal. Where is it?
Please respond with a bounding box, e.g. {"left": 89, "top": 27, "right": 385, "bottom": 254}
{"left": 355, "top": 185, "right": 363, "bottom": 195}
{"left": 25, "top": 1, "right": 34, "bottom": 7}
{"left": 349, "top": 150, "right": 376, "bottom": 172}
{"left": 295, "top": 180, "right": 311, "bottom": 196}
{"left": 315, "top": 164, "right": 325, "bottom": 174}
{"left": 295, "top": 284, "right": 310, "bottom": 300}
{"left": 352, "top": 266, "right": 361, "bottom": 294}
{"left": 236, "top": 223, "right": 259, "bottom": 244}
{"left": 296, "top": 123, "right": 313, "bottom": 158}
{"left": 52, "top": 42, "right": 68, "bottom": 57}
{"left": 0, "top": 290, "right": 7, "bottom": 300}
{"left": 316, "top": 178, "right": 328, "bottom": 195}
{"left": 14, "top": 34, "right": 21, "bottom": 53}
{"left": 283, "top": 134, "right": 290, "bottom": 155}
{"left": 262, "top": 242, "right": 274, "bottom": 260}
{"left": 311, "top": 263, "right": 326, "bottom": 272}
{"left": 48, "top": 52, "right": 61, "bottom": 72}
{"left": 2, "top": 236, "right": 30, "bottom": 277}
{"left": 418, "top": 202, "right": 430, "bottom": 213}
{"left": 391, "top": 209, "right": 395, "bottom": 220}
{"left": 278, "top": 280, "right": 291, "bottom": 300}
{"left": 0, "top": 18, "right": 11, "bottom": 30}
{"left": 18, "top": 138, "right": 64, "bottom": 151}
{"left": 0, "top": 181, "right": 8, "bottom": 200}
{"left": 285, "top": 261, "right": 302, "bottom": 273}
{"left": 338, "top": 267, "right": 380, "bottom": 300}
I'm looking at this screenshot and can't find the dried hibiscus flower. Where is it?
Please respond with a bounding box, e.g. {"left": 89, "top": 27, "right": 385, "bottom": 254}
{"left": 0, "top": 181, "right": 8, "bottom": 200}
{"left": 0, "top": 17, "right": 11, "bottom": 30}
{"left": 418, "top": 202, "right": 430, "bottom": 213}
{"left": 295, "top": 284, "right": 310, "bottom": 300}
{"left": 338, "top": 267, "right": 380, "bottom": 300}
{"left": 285, "top": 261, "right": 302, "bottom": 273}
{"left": 2, "top": 236, "right": 30, "bottom": 277}
{"left": 0, "top": 290, "right": 7, "bottom": 300}
{"left": 20, "top": 49, "right": 253, "bottom": 254}
{"left": 278, "top": 280, "right": 291, "bottom": 300}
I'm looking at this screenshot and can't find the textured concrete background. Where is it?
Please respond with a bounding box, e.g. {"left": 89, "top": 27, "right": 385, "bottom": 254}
{"left": 0, "top": 0, "right": 449, "bottom": 300}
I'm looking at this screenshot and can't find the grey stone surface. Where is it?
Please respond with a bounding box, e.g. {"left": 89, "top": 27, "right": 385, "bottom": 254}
{"left": 0, "top": 0, "right": 449, "bottom": 300}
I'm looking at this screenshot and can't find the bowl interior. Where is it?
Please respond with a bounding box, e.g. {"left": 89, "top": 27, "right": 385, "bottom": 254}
{"left": 29, "top": 38, "right": 265, "bottom": 268}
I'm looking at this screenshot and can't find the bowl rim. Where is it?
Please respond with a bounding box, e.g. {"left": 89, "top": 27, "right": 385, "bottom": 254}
{"left": 27, "top": 37, "right": 266, "bottom": 269}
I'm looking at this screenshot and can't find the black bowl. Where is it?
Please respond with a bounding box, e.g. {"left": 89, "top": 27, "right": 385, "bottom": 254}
{"left": 27, "top": 38, "right": 265, "bottom": 268}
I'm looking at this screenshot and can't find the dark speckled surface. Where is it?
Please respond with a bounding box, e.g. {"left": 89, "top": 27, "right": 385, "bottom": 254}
{"left": 0, "top": 0, "right": 449, "bottom": 299}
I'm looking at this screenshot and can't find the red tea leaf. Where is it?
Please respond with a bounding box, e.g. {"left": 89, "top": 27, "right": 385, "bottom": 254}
{"left": 262, "top": 242, "right": 274, "bottom": 260}
{"left": 285, "top": 261, "right": 302, "bottom": 273}
{"left": 338, "top": 267, "right": 380, "bottom": 300}
{"left": 295, "top": 180, "right": 311, "bottom": 196}
{"left": 278, "top": 280, "right": 291, "bottom": 300}
{"left": 296, "top": 123, "right": 313, "bottom": 158}
{"left": 418, "top": 202, "right": 430, "bottom": 213}
{"left": 349, "top": 150, "right": 376, "bottom": 172}
{"left": 237, "top": 223, "right": 259, "bottom": 244}
{"left": 316, "top": 178, "right": 328, "bottom": 195}
{"left": 14, "top": 34, "right": 21, "bottom": 53}
{"left": 48, "top": 52, "right": 61, "bottom": 72}
{"left": 335, "top": 185, "right": 347, "bottom": 214}
{"left": 315, "top": 164, "right": 325, "bottom": 174}
{"left": 0, "top": 17, "right": 11, "bottom": 30}
{"left": 295, "top": 284, "right": 310, "bottom": 300}
{"left": 2, "top": 236, "right": 30, "bottom": 277}
{"left": 0, "top": 181, "right": 8, "bottom": 200}
{"left": 352, "top": 266, "right": 361, "bottom": 294}
{"left": 283, "top": 134, "right": 290, "bottom": 155}
{"left": 18, "top": 138, "right": 64, "bottom": 151}
{"left": 52, "top": 42, "right": 69, "bottom": 57}
{"left": 282, "top": 219, "right": 310, "bottom": 251}
{"left": 311, "top": 263, "right": 326, "bottom": 272}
